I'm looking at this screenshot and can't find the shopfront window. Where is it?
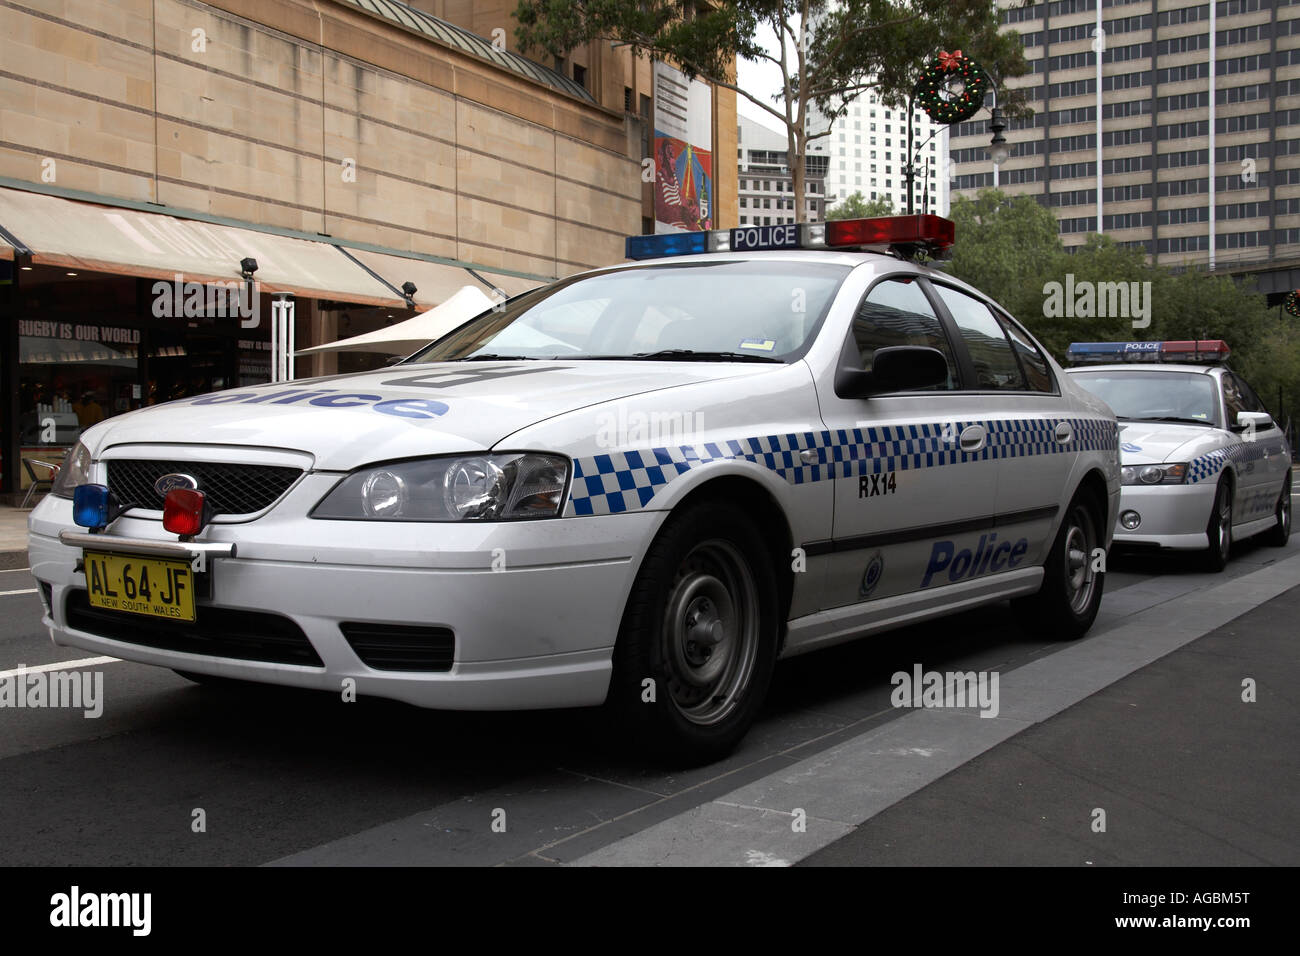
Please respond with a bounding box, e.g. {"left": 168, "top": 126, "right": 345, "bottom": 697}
{"left": 5, "top": 269, "right": 277, "bottom": 493}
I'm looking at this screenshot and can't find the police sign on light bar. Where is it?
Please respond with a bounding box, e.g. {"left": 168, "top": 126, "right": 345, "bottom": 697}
{"left": 625, "top": 215, "right": 956, "bottom": 260}
{"left": 1067, "top": 340, "right": 1231, "bottom": 364}
{"left": 731, "top": 222, "right": 801, "bottom": 252}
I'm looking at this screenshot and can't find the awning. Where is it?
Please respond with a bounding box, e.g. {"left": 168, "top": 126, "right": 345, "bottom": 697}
{"left": 296, "top": 285, "right": 496, "bottom": 355}
{"left": 346, "top": 248, "right": 492, "bottom": 310}
{"left": 0, "top": 187, "right": 402, "bottom": 308}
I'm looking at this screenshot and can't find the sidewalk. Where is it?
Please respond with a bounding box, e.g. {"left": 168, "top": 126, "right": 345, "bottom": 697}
{"left": 800, "top": 581, "right": 1300, "bottom": 866}
{"left": 0, "top": 505, "right": 30, "bottom": 566}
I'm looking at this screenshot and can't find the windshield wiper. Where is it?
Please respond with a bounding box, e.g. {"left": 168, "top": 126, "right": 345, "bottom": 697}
{"left": 454, "top": 354, "right": 540, "bottom": 361}
{"left": 1121, "top": 416, "right": 1213, "bottom": 427}
{"left": 628, "top": 349, "right": 784, "bottom": 364}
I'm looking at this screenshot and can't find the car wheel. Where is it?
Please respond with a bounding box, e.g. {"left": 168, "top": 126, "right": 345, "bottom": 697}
{"left": 1204, "top": 477, "right": 1233, "bottom": 571}
{"left": 1013, "top": 489, "right": 1105, "bottom": 640}
{"left": 1264, "top": 471, "right": 1292, "bottom": 547}
{"left": 606, "top": 500, "right": 778, "bottom": 764}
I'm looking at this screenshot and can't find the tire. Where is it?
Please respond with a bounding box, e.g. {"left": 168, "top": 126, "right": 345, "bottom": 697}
{"left": 1264, "top": 471, "right": 1292, "bottom": 547}
{"left": 605, "top": 500, "right": 779, "bottom": 764}
{"left": 1203, "top": 477, "right": 1233, "bottom": 571}
{"left": 1013, "top": 488, "right": 1105, "bottom": 640}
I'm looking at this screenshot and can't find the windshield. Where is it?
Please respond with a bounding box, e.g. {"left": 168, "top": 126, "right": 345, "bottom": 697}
{"left": 1070, "top": 369, "right": 1220, "bottom": 426}
{"left": 405, "top": 260, "right": 851, "bottom": 363}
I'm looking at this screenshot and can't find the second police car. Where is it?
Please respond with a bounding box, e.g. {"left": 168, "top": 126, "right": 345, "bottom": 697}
{"left": 1065, "top": 341, "right": 1292, "bottom": 570}
{"left": 28, "top": 215, "right": 1120, "bottom": 762}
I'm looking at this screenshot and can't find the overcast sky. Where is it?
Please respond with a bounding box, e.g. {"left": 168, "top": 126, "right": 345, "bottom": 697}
{"left": 734, "top": 23, "right": 788, "bottom": 135}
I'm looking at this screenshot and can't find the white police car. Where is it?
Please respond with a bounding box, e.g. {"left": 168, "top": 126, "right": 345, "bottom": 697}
{"left": 1065, "top": 341, "right": 1291, "bottom": 570}
{"left": 29, "top": 215, "right": 1119, "bottom": 761}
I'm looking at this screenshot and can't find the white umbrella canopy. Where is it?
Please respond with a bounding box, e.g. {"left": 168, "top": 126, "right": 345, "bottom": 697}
{"left": 296, "top": 285, "right": 499, "bottom": 355}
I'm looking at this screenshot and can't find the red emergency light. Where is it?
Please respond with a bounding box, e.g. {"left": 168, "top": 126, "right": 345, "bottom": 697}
{"left": 1159, "top": 340, "right": 1231, "bottom": 362}
{"left": 824, "top": 215, "right": 956, "bottom": 254}
{"left": 163, "top": 488, "right": 213, "bottom": 537}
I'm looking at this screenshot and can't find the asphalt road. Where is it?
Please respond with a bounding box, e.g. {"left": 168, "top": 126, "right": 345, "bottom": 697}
{"left": 1, "top": 510, "right": 1297, "bottom": 867}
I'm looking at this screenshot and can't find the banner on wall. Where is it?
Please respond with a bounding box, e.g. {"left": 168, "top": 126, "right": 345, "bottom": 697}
{"left": 652, "top": 61, "right": 714, "bottom": 233}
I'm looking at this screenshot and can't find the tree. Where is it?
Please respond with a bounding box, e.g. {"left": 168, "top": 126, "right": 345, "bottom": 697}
{"left": 947, "top": 189, "right": 1062, "bottom": 327}
{"left": 826, "top": 191, "right": 893, "bottom": 219}
{"left": 946, "top": 189, "right": 1299, "bottom": 425}
{"left": 515, "top": 1, "right": 1030, "bottom": 220}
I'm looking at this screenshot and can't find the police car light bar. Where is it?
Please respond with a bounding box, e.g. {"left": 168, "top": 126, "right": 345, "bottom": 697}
{"left": 624, "top": 215, "right": 956, "bottom": 261}
{"left": 1066, "top": 340, "right": 1231, "bottom": 364}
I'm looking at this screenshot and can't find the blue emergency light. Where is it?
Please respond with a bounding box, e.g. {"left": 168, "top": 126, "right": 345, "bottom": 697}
{"left": 625, "top": 215, "right": 956, "bottom": 261}
{"left": 1066, "top": 340, "right": 1230, "bottom": 364}
{"left": 72, "top": 483, "right": 113, "bottom": 530}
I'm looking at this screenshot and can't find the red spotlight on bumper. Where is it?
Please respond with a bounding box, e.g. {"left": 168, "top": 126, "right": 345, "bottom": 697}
{"left": 163, "top": 488, "right": 212, "bottom": 537}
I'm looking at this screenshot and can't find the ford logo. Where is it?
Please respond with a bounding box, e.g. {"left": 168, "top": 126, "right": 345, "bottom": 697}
{"left": 154, "top": 473, "right": 199, "bottom": 495}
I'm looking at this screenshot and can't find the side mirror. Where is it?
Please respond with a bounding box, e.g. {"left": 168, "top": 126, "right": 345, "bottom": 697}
{"left": 1235, "top": 410, "right": 1273, "bottom": 432}
{"left": 835, "top": 346, "right": 949, "bottom": 399}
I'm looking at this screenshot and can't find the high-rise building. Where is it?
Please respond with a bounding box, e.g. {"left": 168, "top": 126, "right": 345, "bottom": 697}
{"left": 949, "top": 0, "right": 1300, "bottom": 277}
{"left": 737, "top": 116, "right": 828, "bottom": 225}
{"left": 808, "top": 90, "right": 951, "bottom": 216}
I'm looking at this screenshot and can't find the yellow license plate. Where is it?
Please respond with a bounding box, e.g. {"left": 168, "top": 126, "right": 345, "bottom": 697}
{"left": 84, "top": 551, "right": 196, "bottom": 622}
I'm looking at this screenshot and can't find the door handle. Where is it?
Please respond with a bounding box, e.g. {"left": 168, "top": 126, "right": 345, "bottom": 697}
{"left": 1054, "top": 421, "right": 1074, "bottom": 444}
{"left": 959, "top": 424, "right": 986, "bottom": 452}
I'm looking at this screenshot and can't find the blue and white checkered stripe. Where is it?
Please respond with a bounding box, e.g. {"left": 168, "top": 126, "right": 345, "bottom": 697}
{"left": 568, "top": 416, "right": 1118, "bottom": 516}
{"left": 1187, "top": 441, "right": 1269, "bottom": 484}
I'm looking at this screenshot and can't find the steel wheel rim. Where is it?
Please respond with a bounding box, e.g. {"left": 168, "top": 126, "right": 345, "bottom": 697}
{"left": 1280, "top": 486, "right": 1291, "bottom": 535}
{"left": 1064, "top": 506, "right": 1097, "bottom": 615}
{"left": 662, "top": 539, "right": 759, "bottom": 726}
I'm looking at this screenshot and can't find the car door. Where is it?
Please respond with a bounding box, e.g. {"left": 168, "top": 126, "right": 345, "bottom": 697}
{"left": 814, "top": 273, "right": 1001, "bottom": 609}
{"left": 1229, "top": 371, "right": 1289, "bottom": 523}
{"left": 927, "top": 282, "right": 1079, "bottom": 570}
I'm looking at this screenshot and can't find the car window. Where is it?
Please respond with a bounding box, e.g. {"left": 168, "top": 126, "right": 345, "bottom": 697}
{"left": 1232, "top": 373, "right": 1266, "bottom": 415}
{"left": 851, "top": 277, "right": 958, "bottom": 389}
{"left": 1069, "top": 370, "right": 1218, "bottom": 424}
{"left": 933, "top": 285, "right": 1026, "bottom": 391}
{"left": 1221, "top": 374, "right": 1247, "bottom": 423}
{"left": 996, "top": 313, "right": 1054, "bottom": 392}
{"left": 407, "top": 260, "right": 851, "bottom": 363}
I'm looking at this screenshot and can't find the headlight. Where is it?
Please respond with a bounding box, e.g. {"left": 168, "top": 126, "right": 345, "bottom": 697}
{"left": 50, "top": 442, "right": 94, "bottom": 498}
{"left": 313, "top": 453, "right": 569, "bottom": 521}
{"left": 1121, "top": 462, "right": 1187, "bottom": 486}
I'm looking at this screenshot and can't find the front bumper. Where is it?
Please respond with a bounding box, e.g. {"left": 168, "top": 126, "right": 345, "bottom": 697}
{"left": 28, "top": 490, "right": 663, "bottom": 710}
{"left": 1110, "top": 481, "right": 1216, "bottom": 550}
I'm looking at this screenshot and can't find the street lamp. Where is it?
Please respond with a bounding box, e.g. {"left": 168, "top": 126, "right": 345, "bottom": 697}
{"left": 988, "top": 105, "right": 1009, "bottom": 166}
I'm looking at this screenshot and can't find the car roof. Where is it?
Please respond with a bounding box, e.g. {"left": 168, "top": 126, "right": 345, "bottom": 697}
{"left": 1066, "top": 363, "right": 1225, "bottom": 376}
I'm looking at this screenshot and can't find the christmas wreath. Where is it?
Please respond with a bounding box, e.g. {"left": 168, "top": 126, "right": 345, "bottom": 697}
{"left": 913, "top": 50, "right": 989, "bottom": 125}
{"left": 1285, "top": 289, "right": 1300, "bottom": 318}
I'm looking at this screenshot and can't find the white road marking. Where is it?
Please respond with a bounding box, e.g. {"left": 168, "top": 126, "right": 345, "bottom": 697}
{"left": 0, "top": 657, "right": 119, "bottom": 680}
{"left": 0, "top": 568, "right": 32, "bottom": 573}
{"left": 0, "top": 588, "right": 37, "bottom": 596}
